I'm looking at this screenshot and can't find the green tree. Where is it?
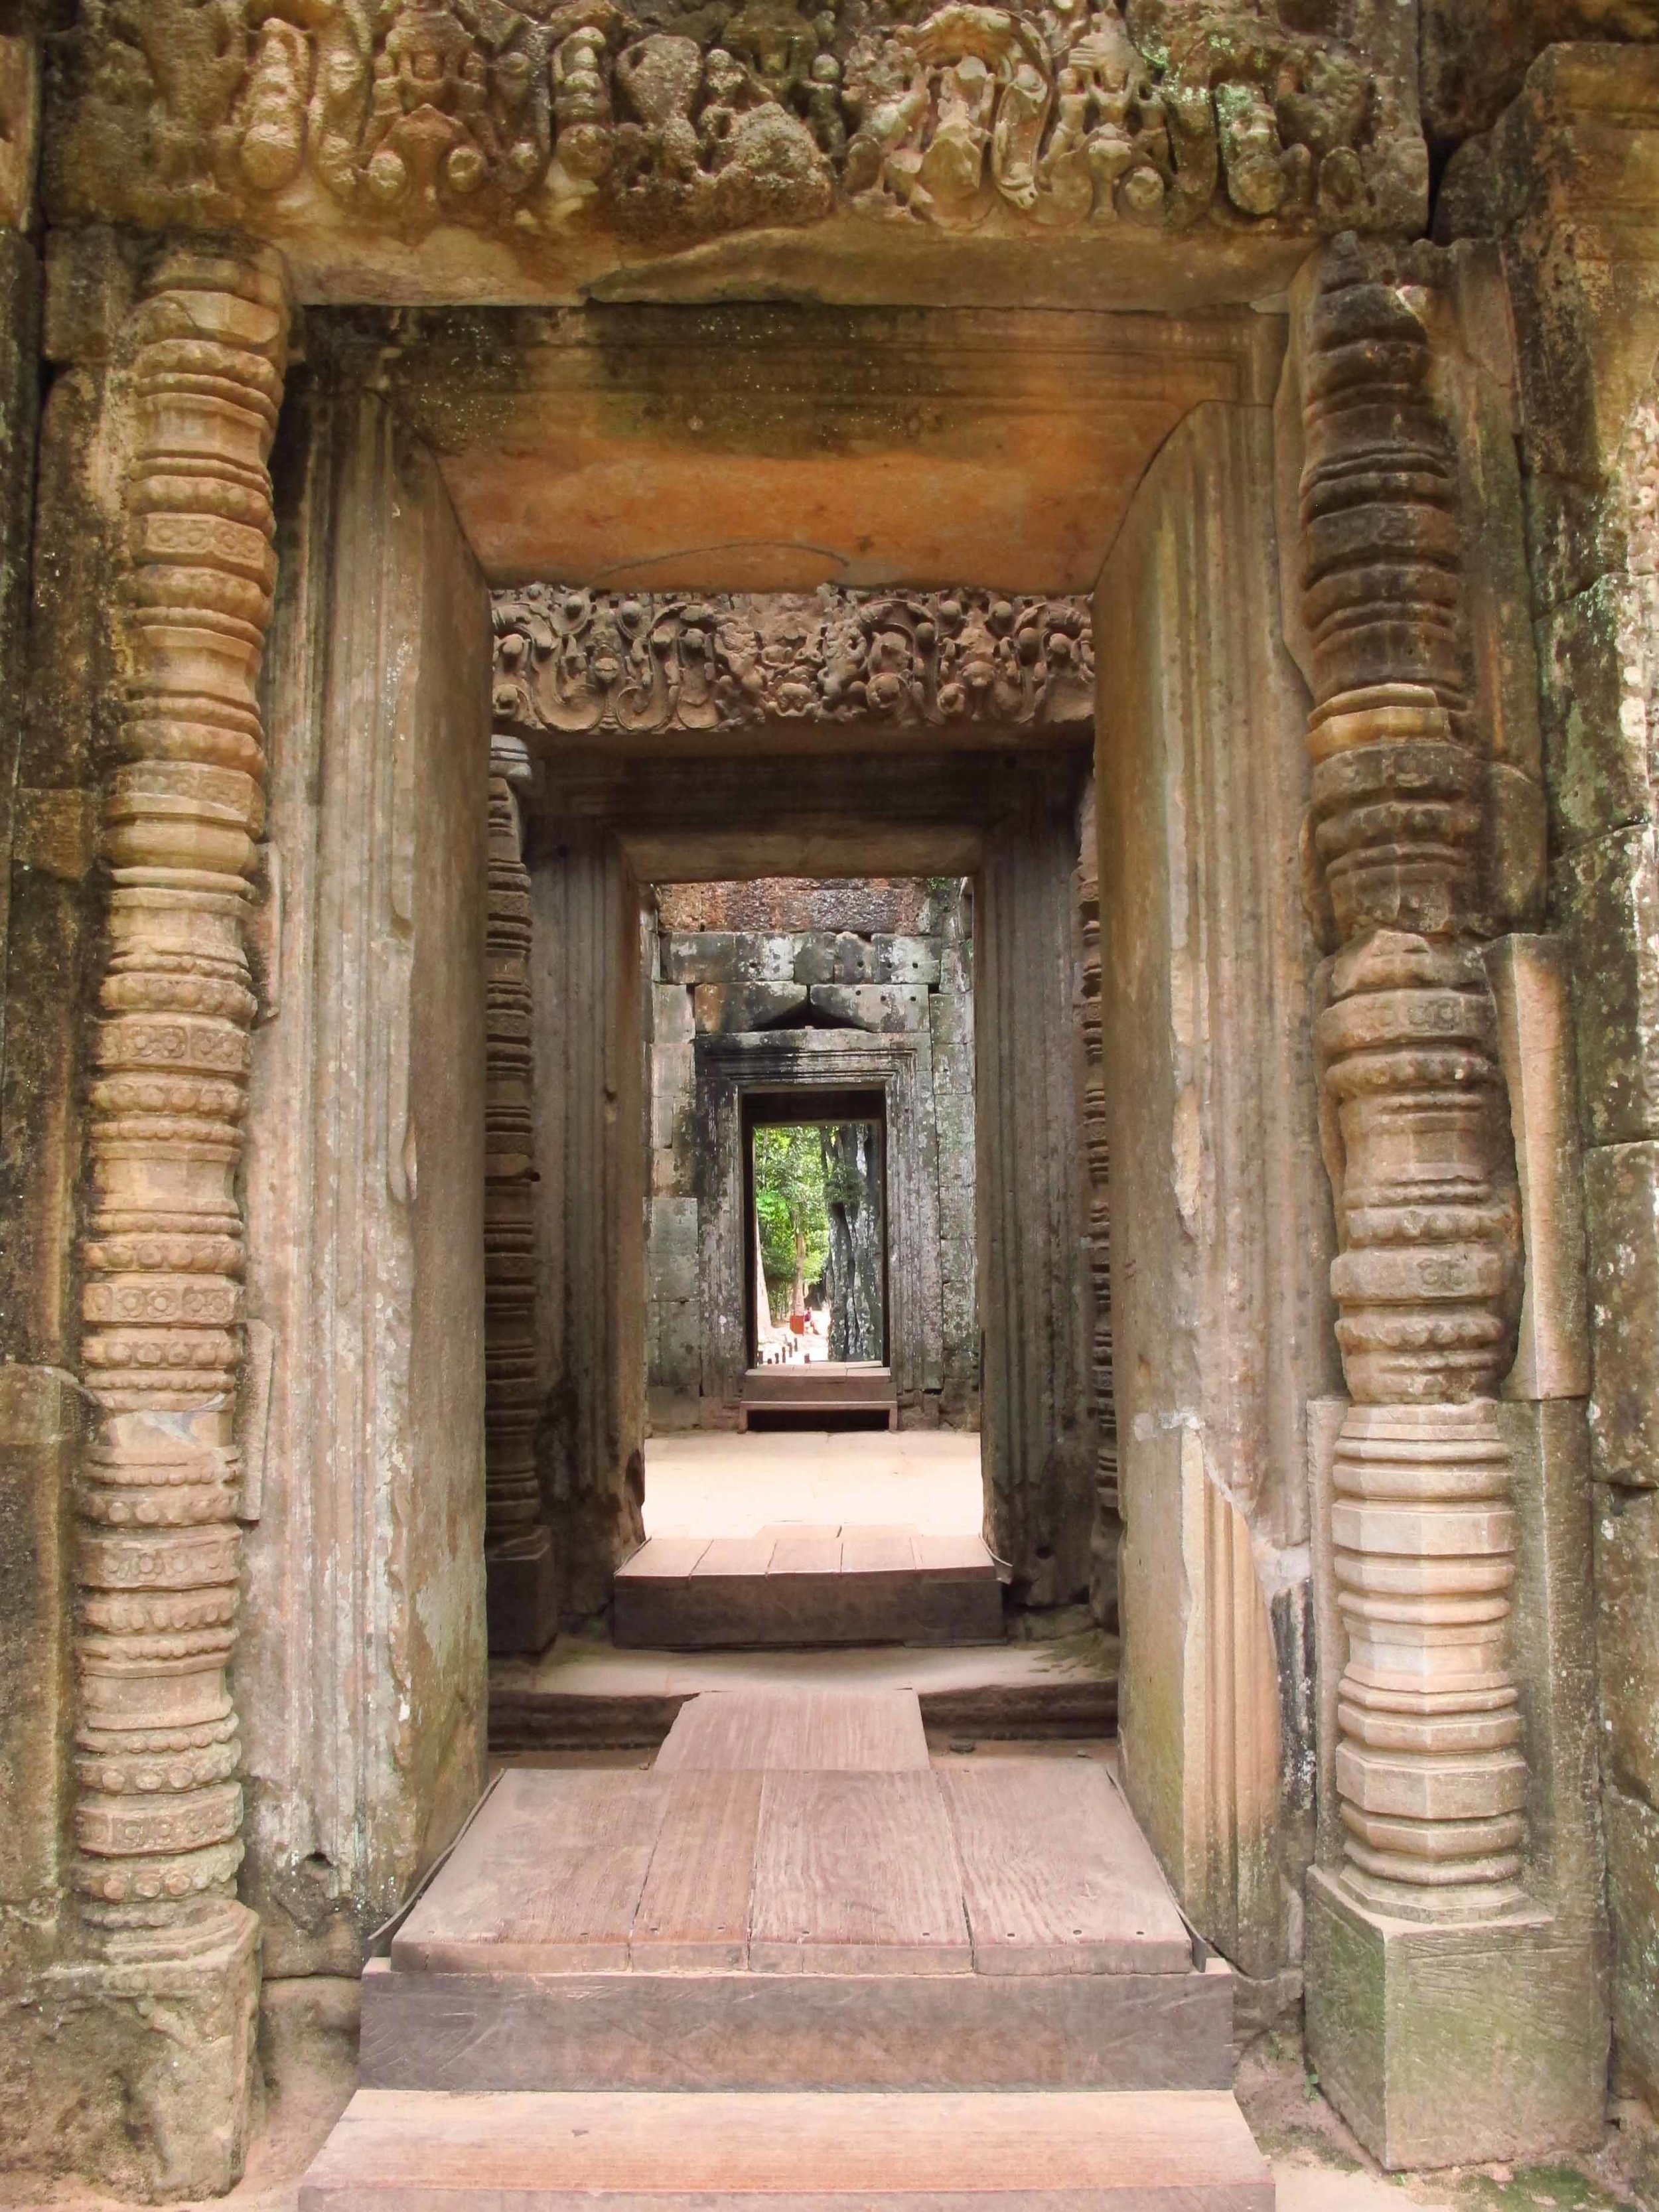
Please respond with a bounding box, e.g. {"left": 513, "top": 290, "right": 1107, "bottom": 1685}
{"left": 753, "top": 1125, "right": 830, "bottom": 1320}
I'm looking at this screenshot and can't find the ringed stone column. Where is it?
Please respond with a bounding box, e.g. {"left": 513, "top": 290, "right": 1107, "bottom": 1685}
{"left": 66, "top": 240, "right": 288, "bottom": 2189}
{"left": 483, "top": 733, "right": 557, "bottom": 1651}
{"left": 1300, "top": 240, "right": 1599, "bottom": 2166}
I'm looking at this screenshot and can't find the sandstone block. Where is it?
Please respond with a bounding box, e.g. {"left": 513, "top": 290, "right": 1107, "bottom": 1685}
{"left": 808, "top": 984, "right": 928, "bottom": 1033}
{"left": 693, "top": 982, "right": 808, "bottom": 1034}
{"left": 941, "top": 942, "right": 972, "bottom": 993}
{"left": 650, "top": 1197, "right": 699, "bottom": 1303}
{"left": 873, "top": 934, "right": 942, "bottom": 986}
{"left": 656, "top": 1299, "right": 702, "bottom": 1393}
{"left": 666, "top": 933, "right": 797, "bottom": 986}
{"left": 1305, "top": 1870, "right": 1606, "bottom": 2169}
{"left": 1559, "top": 826, "right": 1659, "bottom": 1145}
{"left": 1482, "top": 935, "right": 1590, "bottom": 1400}
{"left": 1585, "top": 1140, "right": 1659, "bottom": 1487}
{"left": 790, "top": 931, "right": 875, "bottom": 984}
{"left": 650, "top": 1041, "right": 693, "bottom": 1151}
{"left": 1604, "top": 1784, "right": 1659, "bottom": 2111}
{"left": 663, "top": 931, "right": 739, "bottom": 984}
{"left": 1593, "top": 1484, "right": 1659, "bottom": 1811}
{"left": 1536, "top": 576, "right": 1659, "bottom": 848}
{"left": 929, "top": 993, "right": 974, "bottom": 1047}
{"left": 650, "top": 984, "right": 694, "bottom": 1044}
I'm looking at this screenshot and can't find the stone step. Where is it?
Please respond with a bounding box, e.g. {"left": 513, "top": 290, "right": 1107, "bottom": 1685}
{"left": 366, "top": 1701, "right": 1227, "bottom": 2097}
{"left": 359, "top": 1954, "right": 1234, "bottom": 2095}
{"left": 613, "top": 1524, "right": 1003, "bottom": 1649}
{"left": 489, "top": 1633, "right": 1119, "bottom": 1755}
{"left": 299, "top": 2088, "right": 1275, "bottom": 2212}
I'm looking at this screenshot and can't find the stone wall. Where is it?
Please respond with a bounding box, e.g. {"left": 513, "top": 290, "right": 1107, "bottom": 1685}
{"left": 1444, "top": 49, "right": 1659, "bottom": 2124}
{"left": 242, "top": 373, "right": 490, "bottom": 1981}
{"left": 644, "top": 877, "right": 977, "bottom": 1430}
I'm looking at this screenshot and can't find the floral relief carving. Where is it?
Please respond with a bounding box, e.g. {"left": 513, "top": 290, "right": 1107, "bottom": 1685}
{"left": 491, "top": 584, "right": 1094, "bottom": 735}
{"left": 52, "top": 0, "right": 1424, "bottom": 242}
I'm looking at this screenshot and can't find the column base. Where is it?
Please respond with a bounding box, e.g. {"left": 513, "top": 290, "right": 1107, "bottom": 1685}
{"left": 36, "top": 1903, "right": 261, "bottom": 2201}
{"left": 486, "top": 1527, "right": 559, "bottom": 1654}
{"left": 1305, "top": 1868, "right": 1607, "bottom": 2170}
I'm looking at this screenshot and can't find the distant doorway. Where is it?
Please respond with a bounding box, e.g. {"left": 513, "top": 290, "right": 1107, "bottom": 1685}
{"left": 747, "top": 1092, "right": 889, "bottom": 1372}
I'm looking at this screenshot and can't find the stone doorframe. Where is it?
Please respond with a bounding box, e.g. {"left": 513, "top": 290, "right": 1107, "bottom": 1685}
{"left": 692, "top": 1029, "right": 938, "bottom": 1420}
{"left": 11, "top": 29, "right": 1652, "bottom": 2194}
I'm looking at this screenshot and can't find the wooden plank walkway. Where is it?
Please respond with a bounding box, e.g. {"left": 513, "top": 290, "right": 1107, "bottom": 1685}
{"left": 301, "top": 2089, "right": 1274, "bottom": 2211}
{"left": 313, "top": 1690, "right": 1271, "bottom": 2212}
{"left": 394, "top": 1690, "right": 1189, "bottom": 1980}
{"left": 613, "top": 1524, "right": 1001, "bottom": 1649}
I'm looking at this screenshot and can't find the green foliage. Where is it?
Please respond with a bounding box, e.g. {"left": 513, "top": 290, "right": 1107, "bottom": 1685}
{"left": 753, "top": 1125, "right": 830, "bottom": 1295}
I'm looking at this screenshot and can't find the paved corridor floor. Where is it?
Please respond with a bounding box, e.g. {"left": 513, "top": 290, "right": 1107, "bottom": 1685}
{"left": 641, "top": 1430, "right": 984, "bottom": 1541}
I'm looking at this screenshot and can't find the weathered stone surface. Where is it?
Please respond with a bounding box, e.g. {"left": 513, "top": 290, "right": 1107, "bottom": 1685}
{"left": 1306, "top": 1870, "right": 1608, "bottom": 2169}
{"left": 694, "top": 980, "right": 809, "bottom": 1033}
{"left": 1594, "top": 1483, "right": 1659, "bottom": 1810}
{"left": 650, "top": 981, "right": 695, "bottom": 1041}
{"left": 1604, "top": 1783, "right": 1659, "bottom": 2109}
{"left": 1484, "top": 936, "right": 1591, "bottom": 1401}
{"left": 809, "top": 983, "right": 928, "bottom": 1033}
{"left": 244, "top": 386, "right": 490, "bottom": 1972}
{"left": 665, "top": 930, "right": 795, "bottom": 984}
{"left": 1584, "top": 1140, "right": 1659, "bottom": 1488}
{"left": 47, "top": 1, "right": 1425, "bottom": 311}
{"left": 1559, "top": 827, "right": 1659, "bottom": 1147}
{"left": 532, "top": 827, "right": 647, "bottom": 1617}
{"left": 979, "top": 790, "right": 1096, "bottom": 1608}
{"left": 1536, "top": 576, "right": 1659, "bottom": 851}
{"left": 1102, "top": 394, "right": 1331, "bottom": 1976}
{"left": 872, "top": 935, "right": 942, "bottom": 986}
{"left": 792, "top": 930, "right": 875, "bottom": 986}
{"left": 1421, "top": 2, "right": 1659, "bottom": 157}
{"left": 391, "top": 304, "right": 1278, "bottom": 598}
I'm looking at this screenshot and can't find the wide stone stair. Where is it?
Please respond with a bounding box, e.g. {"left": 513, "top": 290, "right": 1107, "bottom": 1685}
{"left": 613, "top": 1523, "right": 1003, "bottom": 1648}
{"left": 301, "top": 1688, "right": 1273, "bottom": 2211}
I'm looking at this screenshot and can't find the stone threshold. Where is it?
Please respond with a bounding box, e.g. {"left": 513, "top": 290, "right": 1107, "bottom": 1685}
{"left": 490, "top": 1630, "right": 1119, "bottom": 1753}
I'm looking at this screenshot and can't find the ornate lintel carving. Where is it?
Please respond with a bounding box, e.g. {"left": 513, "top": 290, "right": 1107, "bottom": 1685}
{"left": 492, "top": 584, "right": 1093, "bottom": 737}
{"left": 51, "top": 1, "right": 1425, "bottom": 250}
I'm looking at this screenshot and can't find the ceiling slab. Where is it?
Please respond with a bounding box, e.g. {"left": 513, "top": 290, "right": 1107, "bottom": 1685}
{"left": 382, "top": 302, "right": 1283, "bottom": 594}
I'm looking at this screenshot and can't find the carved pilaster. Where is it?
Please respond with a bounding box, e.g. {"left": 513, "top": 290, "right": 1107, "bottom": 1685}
{"left": 484, "top": 732, "right": 557, "bottom": 1652}
{"left": 1076, "top": 783, "right": 1118, "bottom": 1631}
{"left": 74, "top": 243, "right": 288, "bottom": 1959}
{"left": 1301, "top": 245, "right": 1524, "bottom": 1923}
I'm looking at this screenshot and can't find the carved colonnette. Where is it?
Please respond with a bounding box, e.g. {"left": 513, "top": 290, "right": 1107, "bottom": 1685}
{"left": 1299, "top": 240, "right": 1606, "bottom": 2167}
{"left": 483, "top": 733, "right": 557, "bottom": 1650}
{"left": 75, "top": 242, "right": 289, "bottom": 1964}
{"left": 1075, "top": 782, "right": 1118, "bottom": 1629}
{"left": 1299, "top": 242, "right": 1526, "bottom": 1923}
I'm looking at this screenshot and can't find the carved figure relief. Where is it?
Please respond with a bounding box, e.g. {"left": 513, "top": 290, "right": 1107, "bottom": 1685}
{"left": 53, "top": 0, "right": 1423, "bottom": 243}
{"left": 1300, "top": 243, "right": 1528, "bottom": 1923}
{"left": 491, "top": 585, "right": 1093, "bottom": 735}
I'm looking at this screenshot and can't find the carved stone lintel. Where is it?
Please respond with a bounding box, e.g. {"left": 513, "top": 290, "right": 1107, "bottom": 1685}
{"left": 484, "top": 731, "right": 557, "bottom": 1652}
{"left": 76, "top": 242, "right": 289, "bottom": 1956}
{"left": 492, "top": 586, "right": 1094, "bottom": 740}
{"left": 52, "top": 3, "right": 1426, "bottom": 250}
{"left": 1301, "top": 242, "right": 1525, "bottom": 1925}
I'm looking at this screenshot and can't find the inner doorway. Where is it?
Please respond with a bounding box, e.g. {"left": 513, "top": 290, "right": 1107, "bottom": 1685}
{"left": 631, "top": 873, "right": 989, "bottom": 1640}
